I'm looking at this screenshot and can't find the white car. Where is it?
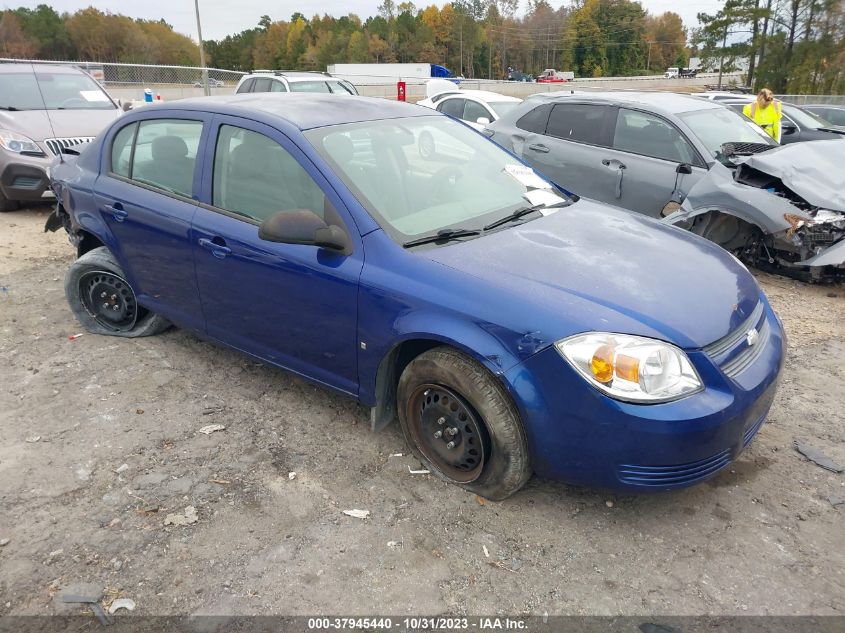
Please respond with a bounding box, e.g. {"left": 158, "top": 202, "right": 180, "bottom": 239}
{"left": 235, "top": 71, "right": 358, "bottom": 95}
{"left": 417, "top": 89, "right": 523, "bottom": 130}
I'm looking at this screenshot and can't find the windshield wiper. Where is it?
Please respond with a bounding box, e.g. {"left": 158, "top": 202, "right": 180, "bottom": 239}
{"left": 403, "top": 228, "right": 481, "bottom": 248}
{"left": 482, "top": 201, "right": 568, "bottom": 231}
{"left": 0, "top": 106, "right": 20, "bottom": 111}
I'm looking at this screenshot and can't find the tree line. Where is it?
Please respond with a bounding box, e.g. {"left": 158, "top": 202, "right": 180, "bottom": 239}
{"left": 0, "top": 1, "right": 842, "bottom": 93}
{"left": 695, "top": 0, "right": 844, "bottom": 94}
{"left": 205, "top": 0, "right": 689, "bottom": 79}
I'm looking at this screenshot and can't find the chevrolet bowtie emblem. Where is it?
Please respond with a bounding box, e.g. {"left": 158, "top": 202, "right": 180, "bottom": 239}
{"left": 746, "top": 328, "right": 760, "bottom": 346}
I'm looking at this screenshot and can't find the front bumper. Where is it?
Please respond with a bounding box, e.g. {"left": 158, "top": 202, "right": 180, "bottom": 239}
{"left": 504, "top": 301, "right": 785, "bottom": 491}
{"left": 0, "top": 151, "right": 53, "bottom": 202}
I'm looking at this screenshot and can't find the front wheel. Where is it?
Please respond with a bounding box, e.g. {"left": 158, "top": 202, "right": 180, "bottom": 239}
{"left": 397, "top": 347, "right": 531, "bottom": 501}
{"left": 65, "top": 246, "right": 170, "bottom": 338}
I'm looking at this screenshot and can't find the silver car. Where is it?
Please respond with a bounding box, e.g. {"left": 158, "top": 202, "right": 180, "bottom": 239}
{"left": 0, "top": 63, "right": 120, "bottom": 211}
{"left": 487, "top": 91, "right": 845, "bottom": 281}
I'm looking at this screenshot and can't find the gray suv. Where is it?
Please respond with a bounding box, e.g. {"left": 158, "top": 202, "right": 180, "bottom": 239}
{"left": 0, "top": 63, "right": 120, "bottom": 211}
{"left": 486, "top": 91, "right": 845, "bottom": 280}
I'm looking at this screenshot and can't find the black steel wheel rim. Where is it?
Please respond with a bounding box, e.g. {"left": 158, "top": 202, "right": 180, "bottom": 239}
{"left": 407, "top": 384, "right": 489, "bottom": 483}
{"left": 79, "top": 270, "right": 142, "bottom": 332}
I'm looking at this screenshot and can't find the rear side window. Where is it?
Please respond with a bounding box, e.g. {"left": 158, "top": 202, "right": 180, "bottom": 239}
{"left": 236, "top": 78, "right": 255, "bottom": 94}
{"left": 516, "top": 103, "right": 552, "bottom": 133}
{"left": 438, "top": 98, "right": 465, "bottom": 118}
{"left": 546, "top": 104, "right": 608, "bottom": 145}
{"left": 110, "top": 123, "right": 137, "bottom": 177}
{"left": 612, "top": 109, "right": 697, "bottom": 163}
{"left": 212, "top": 125, "right": 326, "bottom": 223}
{"left": 127, "top": 119, "right": 203, "bottom": 197}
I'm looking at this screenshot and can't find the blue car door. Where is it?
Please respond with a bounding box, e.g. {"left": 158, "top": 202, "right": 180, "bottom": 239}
{"left": 190, "top": 115, "right": 364, "bottom": 395}
{"left": 93, "top": 112, "right": 212, "bottom": 333}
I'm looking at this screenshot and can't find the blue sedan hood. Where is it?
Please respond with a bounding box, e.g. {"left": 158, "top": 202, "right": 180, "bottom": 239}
{"left": 423, "top": 199, "right": 761, "bottom": 350}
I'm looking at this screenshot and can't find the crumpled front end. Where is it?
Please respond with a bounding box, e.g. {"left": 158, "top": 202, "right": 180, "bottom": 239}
{"left": 663, "top": 142, "right": 845, "bottom": 281}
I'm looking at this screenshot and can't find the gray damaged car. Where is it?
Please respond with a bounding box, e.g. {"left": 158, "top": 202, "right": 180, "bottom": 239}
{"left": 486, "top": 92, "right": 845, "bottom": 281}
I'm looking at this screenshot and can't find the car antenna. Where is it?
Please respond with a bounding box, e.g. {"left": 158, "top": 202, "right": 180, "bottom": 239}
{"left": 31, "top": 62, "right": 63, "bottom": 164}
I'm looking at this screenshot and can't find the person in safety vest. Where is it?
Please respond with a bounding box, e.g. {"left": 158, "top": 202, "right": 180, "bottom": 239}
{"left": 743, "top": 88, "right": 783, "bottom": 142}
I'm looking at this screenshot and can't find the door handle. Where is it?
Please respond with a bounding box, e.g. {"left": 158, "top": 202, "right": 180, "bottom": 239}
{"left": 528, "top": 143, "right": 550, "bottom": 153}
{"left": 602, "top": 159, "right": 627, "bottom": 169}
{"left": 198, "top": 237, "right": 232, "bottom": 259}
{"left": 104, "top": 202, "right": 128, "bottom": 222}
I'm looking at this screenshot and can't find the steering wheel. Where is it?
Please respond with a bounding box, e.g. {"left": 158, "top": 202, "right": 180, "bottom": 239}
{"left": 430, "top": 166, "right": 464, "bottom": 204}
{"left": 59, "top": 98, "right": 88, "bottom": 109}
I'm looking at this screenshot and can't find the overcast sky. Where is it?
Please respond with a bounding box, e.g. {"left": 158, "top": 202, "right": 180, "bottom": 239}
{"left": 6, "top": 0, "right": 725, "bottom": 41}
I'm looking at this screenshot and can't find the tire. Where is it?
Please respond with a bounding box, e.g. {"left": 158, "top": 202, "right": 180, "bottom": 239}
{"left": 64, "top": 246, "right": 171, "bottom": 338}
{"left": 0, "top": 189, "right": 19, "bottom": 212}
{"left": 397, "top": 346, "right": 531, "bottom": 501}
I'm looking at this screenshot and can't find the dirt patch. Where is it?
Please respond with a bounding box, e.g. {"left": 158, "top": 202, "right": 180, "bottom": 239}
{"left": 1, "top": 206, "right": 844, "bottom": 616}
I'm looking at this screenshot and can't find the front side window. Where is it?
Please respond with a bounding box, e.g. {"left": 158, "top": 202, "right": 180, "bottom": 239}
{"left": 327, "top": 80, "right": 356, "bottom": 95}
{"left": 613, "top": 109, "right": 697, "bottom": 163}
{"left": 463, "top": 100, "right": 491, "bottom": 123}
{"left": 289, "top": 81, "right": 331, "bottom": 93}
{"left": 110, "top": 123, "right": 137, "bottom": 177}
{"left": 546, "top": 104, "right": 608, "bottom": 145}
{"left": 212, "top": 125, "right": 326, "bottom": 223}
{"left": 0, "top": 70, "right": 115, "bottom": 111}
{"left": 269, "top": 80, "right": 288, "bottom": 93}
{"left": 306, "top": 116, "right": 571, "bottom": 242}
{"left": 126, "top": 119, "right": 203, "bottom": 197}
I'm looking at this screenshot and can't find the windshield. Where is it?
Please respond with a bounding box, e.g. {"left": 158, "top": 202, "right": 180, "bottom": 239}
{"left": 678, "top": 107, "right": 776, "bottom": 164}
{"left": 305, "top": 116, "right": 569, "bottom": 242}
{"left": 490, "top": 101, "right": 521, "bottom": 118}
{"left": 0, "top": 70, "right": 115, "bottom": 110}
{"left": 783, "top": 104, "right": 829, "bottom": 129}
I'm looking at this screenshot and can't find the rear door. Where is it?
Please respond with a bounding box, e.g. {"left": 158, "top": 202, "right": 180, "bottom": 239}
{"left": 93, "top": 112, "right": 211, "bottom": 333}
{"left": 605, "top": 107, "right": 707, "bottom": 216}
{"left": 523, "top": 102, "right": 616, "bottom": 201}
{"left": 190, "top": 115, "right": 364, "bottom": 394}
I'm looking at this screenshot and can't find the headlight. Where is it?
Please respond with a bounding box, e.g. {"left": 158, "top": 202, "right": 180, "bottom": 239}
{"left": 0, "top": 129, "right": 45, "bottom": 156}
{"left": 555, "top": 333, "right": 703, "bottom": 403}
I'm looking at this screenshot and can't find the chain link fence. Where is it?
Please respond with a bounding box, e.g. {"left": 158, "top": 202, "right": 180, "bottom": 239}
{"left": 0, "top": 58, "right": 245, "bottom": 101}
{"left": 777, "top": 94, "right": 845, "bottom": 106}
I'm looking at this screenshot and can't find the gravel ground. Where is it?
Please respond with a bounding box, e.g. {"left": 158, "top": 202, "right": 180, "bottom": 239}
{"left": 1, "top": 205, "right": 844, "bottom": 618}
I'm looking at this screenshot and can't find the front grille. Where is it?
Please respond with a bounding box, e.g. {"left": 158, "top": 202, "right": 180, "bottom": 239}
{"left": 703, "top": 302, "right": 763, "bottom": 357}
{"left": 44, "top": 137, "right": 95, "bottom": 156}
{"left": 618, "top": 448, "right": 732, "bottom": 487}
{"left": 721, "top": 318, "right": 771, "bottom": 378}
{"left": 703, "top": 301, "right": 770, "bottom": 379}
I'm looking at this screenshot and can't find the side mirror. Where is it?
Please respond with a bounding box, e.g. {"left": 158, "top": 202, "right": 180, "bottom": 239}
{"left": 258, "top": 209, "right": 351, "bottom": 255}
{"left": 476, "top": 116, "right": 491, "bottom": 125}
{"left": 676, "top": 163, "right": 693, "bottom": 174}
{"left": 782, "top": 122, "right": 797, "bottom": 135}
{"left": 122, "top": 101, "right": 134, "bottom": 112}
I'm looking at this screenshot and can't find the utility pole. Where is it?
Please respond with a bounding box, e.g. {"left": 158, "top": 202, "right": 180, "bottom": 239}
{"left": 647, "top": 41, "right": 654, "bottom": 71}
{"left": 194, "top": 0, "right": 210, "bottom": 96}
{"left": 459, "top": 20, "right": 463, "bottom": 77}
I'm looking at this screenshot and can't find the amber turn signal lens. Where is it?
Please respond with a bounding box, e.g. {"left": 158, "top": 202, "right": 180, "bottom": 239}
{"left": 590, "top": 344, "right": 614, "bottom": 383}
{"left": 615, "top": 354, "right": 640, "bottom": 383}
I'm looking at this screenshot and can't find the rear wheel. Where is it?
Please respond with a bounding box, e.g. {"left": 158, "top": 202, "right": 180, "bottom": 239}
{"left": 65, "top": 247, "right": 170, "bottom": 338}
{"left": 397, "top": 347, "right": 531, "bottom": 501}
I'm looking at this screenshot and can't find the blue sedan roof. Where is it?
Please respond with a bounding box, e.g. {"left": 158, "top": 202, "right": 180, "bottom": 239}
{"left": 170, "top": 94, "right": 434, "bottom": 130}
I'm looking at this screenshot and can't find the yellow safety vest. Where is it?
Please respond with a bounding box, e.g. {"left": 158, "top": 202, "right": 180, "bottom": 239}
{"left": 743, "top": 100, "right": 782, "bottom": 142}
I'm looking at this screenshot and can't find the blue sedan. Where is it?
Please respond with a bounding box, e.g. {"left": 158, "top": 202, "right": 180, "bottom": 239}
{"left": 47, "top": 94, "right": 784, "bottom": 499}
